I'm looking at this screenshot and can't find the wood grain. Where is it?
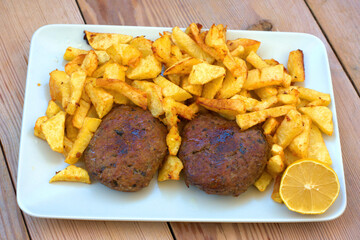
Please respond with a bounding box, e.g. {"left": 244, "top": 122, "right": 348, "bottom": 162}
{"left": 0, "top": 0, "right": 172, "bottom": 239}
{"left": 77, "top": 0, "right": 360, "bottom": 239}
{"left": 306, "top": 0, "right": 360, "bottom": 93}
{"left": 0, "top": 149, "right": 29, "bottom": 240}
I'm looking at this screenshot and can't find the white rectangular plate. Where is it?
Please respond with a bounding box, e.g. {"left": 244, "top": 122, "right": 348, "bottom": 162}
{"left": 17, "top": 24, "right": 346, "bottom": 222}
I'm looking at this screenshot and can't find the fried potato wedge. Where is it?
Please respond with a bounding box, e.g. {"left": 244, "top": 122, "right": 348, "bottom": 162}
{"left": 244, "top": 65, "right": 284, "bottom": 90}
{"left": 166, "top": 126, "right": 182, "bottom": 155}
{"left": 63, "top": 47, "right": 88, "bottom": 61}
{"left": 254, "top": 171, "right": 273, "bottom": 192}
{"left": 262, "top": 117, "right": 280, "bottom": 135}
{"left": 299, "top": 106, "right": 333, "bottom": 136}
{"left": 202, "top": 76, "right": 224, "bottom": 99}
{"left": 66, "top": 70, "right": 87, "bottom": 115}
{"left": 50, "top": 165, "right": 91, "bottom": 184}
{"left": 252, "top": 96, "right": 278, "bottom": 111}
{"left": 65, "top": 115, "right": 79, "bottom": 142}
{"left": 231, "top": 94, "right": 259, "bottom": 111}
{"left": 296, "top": 86, "right": 331, "bottom": 106}
{"left": 130, "top": 36, "right": 153, "bottom": 57}
{"left": 72, "top": 99, "right": 91, "bottom": 129}
{"left": 246, "top": 51, "right": 269, "bottom": 69}
{"left": 132, "top": 80, "right": 164, "bottom": 117}
{"left": 267, "top": 155, "right": 285, "bottom": 177}
{"left": 181, "top": 76, "right": 203, "bottom": 96}
{"left": 158, "top": 155, "right": 184, "bottom": 181}
{"left": 271, "top": 144, "right": 285, "bottom": 159}
{"left": 34, "top": 116, "right": 48, "bottom": 140}
{"left": 65, "top": 117, "right": 101, "bottom": 164}
{"left": 236, "top": 105, "right": 295, "bottom": 130}
{"left": 49, "top": 70, "right": 71, "bottom": 108}
{"left": 106, "top": 43, "right": 141, "bottom": 68}
{"left": 288, "top": 115, "right": 311, "bottom": 158}
{"left": 255, "top": 86, "right": 278, "bottom": 99}
{"left": 167, "top": 74, "right": 181, "bottom": 85}
{"left": 171, "top": 100, "right": 196, "bottom": 120}
{"left": 85, "top": 80, "right": 114, "bottom": 118}
{"left": 287, "top": 49, "right": 305, "bottom": 82}
{"left": 63, "top": 136, "right": 73, "bottom": 157}
{"left": 126, "top": 55, "right": 162, "bottom": 79}
{"left": 96, "top": 78, "right": 147, "bottom": 110}
{"left": 81, "top": 50, "right": 99, "bottom": 76}
{"left": 153, "top": 76, "right": 192, "bottom": 101}
{"left": 163, "top": 97, "right": 179, "bottom": 128}
{"left": 41, "top": 111, "right": 66, "bottom": 153}
{"left": 226, "top": 38, "right": 261, "bottom": 59}
{"left": 46, "top": 100, "right": 61, "bottom": 118}
{"left": 103, "top": 63, "right": 127, "bottom": 81}
{"left": 188, "top": 62, "right": 226, "bottom": 85}
{"left": 307, "top": 124, "right": 332, "bottom": 165}
{"left": 277, "top": 93, "right": 298, "bottom": 105}
{"left": 84, "top": 30, "right": 133, "bottom": 50}
{"left": 152, "top": 33, "right": 172, "bottom": 63}
{"left": 172, "top": 26, "right": 215, "bottom": 63}
{"left": 271, "top": 176, "right": 283, "bottom": 203}
{"left": 264, "top": 59, "right": 280, "bottom": 66}
{"left": 65, "top": 54, "right": 85, "bottom": 75}
{"left": 284, "top": 148, "right": 299, "bottom": 166}
{"left": 273, "top": 109, "right": 304, "bottom": 148}
{"left": 197, "top": 97, "right": 246, "bottom": 116}
{"left": 163, "top": 57, "right": 203, "bottom": 75}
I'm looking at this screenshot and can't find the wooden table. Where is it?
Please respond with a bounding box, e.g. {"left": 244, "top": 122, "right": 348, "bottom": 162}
{"left": 1, "top": 0, "right": 359, "bottom": 239}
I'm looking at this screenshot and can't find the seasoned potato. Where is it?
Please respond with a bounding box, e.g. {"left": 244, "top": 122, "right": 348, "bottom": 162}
{"left": 181, "top": 76, "right": 203, "bottom": 96}
{"left": 96, "top": 78, "right": 147, "bottom": 110}
{"left": 202, "top": 76, "right": 224, "bottom": 99}
{"left": 252, "top": 96, "right": 278, "bottom": 111}
{"left": 287, "top": 49, "right": 305, "bottom": 82}
{"left": 34, "top": 116, "right": 48, "bottom": 140}
{"left": 307, "top": 124, "right": 332, "bottom": 165}
{"left": 65, "top": 54, "right": 86, "bottom": 75}
{"left": 49, "top": 70, "right": 71, "bottom": 109}
{"left": 163, "top": 97, "right": 179, "bottom": 128}
{"left": 246, "top": 51, "right": 269, "bottom": 69}
{"left": 63, "top": 136, "right": 73, "bottom": 157}
{"left": 267, "top": 155, "right": 285, "bottom": 177}
{"left": 63, "top": 47, "right": 88, "bottom": 61}
{"left": 277, "top": 93, "right": 298, "bottom": 105}
{"left": 236, "top": 105, "right": 295, "bottom": 130}
{"left": 46, "top": 100, "right": 61, "bottom": 118}
{"left": 273, "top": 109, "right": 304, "bottom": 148}
{"left": 167, "top": 74, "right": 181, "bottom": 85}
{"left": 170, "top": 99, "right": 196, "bottom": 120}
{"left": 197, "top": 97, "right": 246, "bottom": 116}
{"left": 284, "top": 148, "right": 299, "bottom": 166}
{"left": 41, "top": 111, "right": 66, "bottom": 153}
{"left": 299, "top": 106, "right": 333, "bottom": 136}
{"left": 85, "top": 80, "right": 114, "bottom": 118}
{"left": 271, "top": 176, "right": 283, "bottom": 203}
{"left": 91, "top": 60, "right": 114, "bottom": 78}
{"left": 130, "top": 36, "right": 153, "bottom": 57}
{"left": 271, "top": 144, "right": 284, "bottom": 160}
{"left": 152, "top": 33, "right": 172, "bottom": 64}
{"left": 244, "top": 65, "right": 284, "bottom": 90}
{"left": 50, "top": 165, "right": 91, "bottom": 184}
{"left": 226, "top": 38, "right": 261, "bottom": 59}
{"left": 107, "top": 43, "right": 141, "bottom": 67}
{"left": 264, "top": 59, "right": 280, "bottom": 66}
{"left": 126, "top": 55, "right": 162, "bottom": 79}
{"left": 188, "top": 62, "right": 226, "bottom": 85}
{"left": 103, "top": 63, "right": 127, "bottom": 81}
{"left": 153, "top": 76, "right": 192, "bottom": 101}
{"left": 72, "top": 99, "right": 91, "bottom": 129}
{"left": 255, "top": 86, "right": 278, "bottom": 99}
{"left": 288, "top": 115, "right": 311, "bottom": 158}
{"left": 171, "top": 26, "right": 215, "bottom": 63}
{"left": 84, "top": 30, "right": 133, "bottom": 50}
{"left": 65, "top": 117, "right": 101, "bottom": 164}
{"left": 132, "top": 80, "right": 164, "bottom": 117}
{"left": 81, "top": 50, "right": 99, "bottom": 76}
{"left": 158, "top": 155, "right": 184, "bottom": 181}
{"left": 66, "top": 70, "right": 87, "bottom": 115}
{"left": 296, "top": 86, "right": 331, "bottom": 106}
{"left": 166, "top": 126, "right": 182, "bottom": 155}
{"left": 163, "top": 57, "right": 203, "bottom": 75}
{"left": 262, "top": 117, "right": 280, "bottom": 135}
{"left": 65, "top": 115, "right": 79, "bottom": 142}
{"left": 231, "top": 95, "right": 259, "bottom": 111}
{"left": 254, "top": 171, "right": 273, "bottom": 192}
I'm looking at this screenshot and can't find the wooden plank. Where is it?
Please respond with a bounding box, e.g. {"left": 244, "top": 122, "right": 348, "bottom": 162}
{"left": 77, "top": 0, "right": 360, "bottom": 239}
{"left": 0, "top": 0, "right": 173, "bottom": 239}
{"left": 0, "top": 148, "right": 29, "bottom": 240}
{"left": 306, "top": 0, "right": 360, "bottom": 93}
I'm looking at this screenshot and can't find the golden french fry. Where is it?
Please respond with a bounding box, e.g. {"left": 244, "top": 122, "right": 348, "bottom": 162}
{"left": 252, "top": 96, "right": 278, "bottom": 111}
{"left": 63, "top": 47, "right": 88, "bottom": 61}
{"left": 49, "top": 165, "right": 91, "bottom": 184}
{"left": 130, "top": 36, "right": 153, "bottom": 57}
{"left": 167, "top": 74, "right": 181, "bottom": 85}
{"left": 158, "top": 155, "right": 184, "bottom": 181}
{"left": 296, "top": 86, "right": 331, "bottom": 106}
{"left": 96, "top": 78, "right": 147, "bottom": 110}
{"left": 226, "top": 38, "right": 261, "bottom": 59}
{"left": 202, "top": 76, "right": 224, "bottom": 99}
{"left": 271, "top": 175, "right": 283, "bottom": 203}
{"left": 262, "top": 117, "right": 280, "bottom": 135}
{"left": 66, "top": 70, "right": 87, "bottom": 115}
{"left": 264, "top": 59, "right": 280, "bottom": 66}
{"left": 72, "top": 99, "right": 91, "bottom": 129}
{"left": 86, "top": 105, "right": 99, "bottom": 118}
{"left": 106, "top": 43, "right": 141, "bottom": 68}
{"left": 103, "top": 63, "right": 127, "bottom": 81}
{"left": 126, "top": 55, "right": 162, "bottom": 79}
{"left": 277, "top": 93, "right": 298, "bottom": 105}
{"left": 287, "top": 49, "right": 305, "bottom": 82}
{"left": 65, "top": 54, "right": 85, "bottom": 75}
{"left": 284, "top": 148, "right": 299, "bottom": 166}
{"left": 166, "top": 126, "right": 181, "bottom": 155}
{"left": 41, "top": 111, "right": 66, "bottom": 153}
{"left": 181, "top": 76, "right": 203, "bottom": 96}
{"left": 255, "top": 86, "right": 278, "bottom": 99}
{"left": 246, "top": 51, "right": 269, "bottom": 69}
{"left": 307, "top": 124, "right": 332, "bottom": 165}
{"left": 85, "top": 79, "right": 114, "bottom": 118}
{"left": 197, "top": 97, "right": 245, "bottom": 116}
{"left": 91, "top": 60, "right": 114, "bottom": 78}
{"left": 63, "top": 136, "right": 73, "bottom": 157}
{"left": 163, "top": 97, "right": 179, "bottom": 128}
{"left": 254, "top": 171, "right": 273, "bottom": 192}
{"left": 273, "top": 110, "right": 304, "bottom": 148}
{"left": 81, "top": 50, "right": 98, "bottom": 76}
{"left": 84, "top": 30, "right": 133, "bottom": 50}
{"left": 288, "top": 115, "right": 312, "bottom": 158}
{"left": 188, "top": 62, "right": 226, "bottom": 85}
{"left": 163, "top": 57, "right": 203, "bottom": 75}
{"left": 65, "top": 115, "right": 79, "bottom": 142}
{"left": 46, "top": 100, "right": 61, "bottom": 118}
{"left": 49, "top": 70, "right": 71, "bottom": 109}
{"left": 236, "top": 105, "right": 295, "bottom": 130}
{"left": 132, "top": 80, "right": 164, "bottom": 117}
{"left": 65, "top": 117, "right": 101, "bottom": 164}
{"left": 244, "top": 65, "right": 284, "bottom": 90}
{"left": 153, "top": 76, "right": 192, "bottom": 102}
{"left": 299, "top": 106, "right": 333, "bottom": 136}
{"left": 34, "top": 116, "right": 48, "bottom": 140}
{"left": 231, "top": 95, "right": 259, "bottom": 111}
{"left": 152, "top": 33, "right": 172, "bottom": 63}
{"left": 267, "top": 155, "right": 285, "bottom": 177}
{"left": 271, "top": 144, "right": 284, "bottom": 160}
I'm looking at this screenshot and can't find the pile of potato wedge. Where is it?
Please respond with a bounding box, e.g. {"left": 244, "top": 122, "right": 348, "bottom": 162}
{"left": 35, "top": 23, "right": 334, "bottom": 202}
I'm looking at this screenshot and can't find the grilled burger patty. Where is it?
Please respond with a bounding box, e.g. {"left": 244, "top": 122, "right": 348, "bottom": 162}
{"left": 178, "top": 113, "right": 270, "bottom": 196}
{"left": 84, "top": 105, "right": 167, "bottom": 192}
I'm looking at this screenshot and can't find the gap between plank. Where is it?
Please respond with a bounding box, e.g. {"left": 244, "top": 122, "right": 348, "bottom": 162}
{"left": 304, "top": 0, "right": 360, "bottom": 97}
{"left": 167, "top": 222, "right": 177, "bottom": 240}
{"left": 0, "top": 140, "right": 32, "bottom": 240}
{"left": 75, "top": 0, "right": 87, "bottom": 24}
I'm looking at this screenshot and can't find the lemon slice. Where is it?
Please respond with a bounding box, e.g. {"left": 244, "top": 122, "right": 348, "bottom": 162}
{"left": 279, "top": 159, "right": 340, "bottom": 214}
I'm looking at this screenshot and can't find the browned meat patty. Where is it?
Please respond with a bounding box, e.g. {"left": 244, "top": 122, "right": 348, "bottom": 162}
{"left": 178, "top": 113, "right": 269, "bottom": 196}
{"left": 84, "top": 105, "right": 167, "bottom": 192}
